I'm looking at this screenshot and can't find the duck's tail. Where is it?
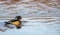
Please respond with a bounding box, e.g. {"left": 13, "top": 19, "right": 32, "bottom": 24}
{"left": 4, "top": 22, "right": 10, "bottom": 27}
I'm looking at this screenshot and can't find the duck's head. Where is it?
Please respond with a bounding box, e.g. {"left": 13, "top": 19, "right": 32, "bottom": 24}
{"left": 15, "top": 16, "right": 22, "bottom": 20}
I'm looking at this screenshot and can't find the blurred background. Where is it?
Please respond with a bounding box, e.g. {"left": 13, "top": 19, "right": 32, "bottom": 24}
{"left": 0, "top": 0, "right": 60, "bottom": 35}
{"left": 0, "top": 0, "right": 60, "bottom": 18}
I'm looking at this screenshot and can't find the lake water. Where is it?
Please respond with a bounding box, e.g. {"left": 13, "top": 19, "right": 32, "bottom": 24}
{"left": 0, "top": 17, "right": 60, "bottom": 35}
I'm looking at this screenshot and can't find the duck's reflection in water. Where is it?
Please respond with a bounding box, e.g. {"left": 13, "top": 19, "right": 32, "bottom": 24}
{"left": 0, "top": 24, "right": 16, "bottom": 32}
{"left": 0, "top": 21, "right": 27, "bottom": 32}
{"left": 0, "top": 29, "right": 6, "bottom": 32}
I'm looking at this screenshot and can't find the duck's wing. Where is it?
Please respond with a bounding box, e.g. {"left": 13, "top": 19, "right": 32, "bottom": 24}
{"left": 4, "top": 19, "right": 17, "bottom": 24}
{"left": 9, "top": 19, "right": 17, "bottom": 22}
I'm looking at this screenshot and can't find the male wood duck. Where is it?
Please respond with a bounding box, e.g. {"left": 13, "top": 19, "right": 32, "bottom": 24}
{"left": 4, "top": 16, "right": 22, "bottom": 29}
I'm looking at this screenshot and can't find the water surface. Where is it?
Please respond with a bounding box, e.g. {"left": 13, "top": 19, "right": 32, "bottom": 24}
{"left": 0, "top": 18, "right": 60, "bottom": 35}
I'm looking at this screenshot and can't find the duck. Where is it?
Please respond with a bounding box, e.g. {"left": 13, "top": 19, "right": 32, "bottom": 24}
{"left": 4, "top": 16, "right": 22, "bottom": 29}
